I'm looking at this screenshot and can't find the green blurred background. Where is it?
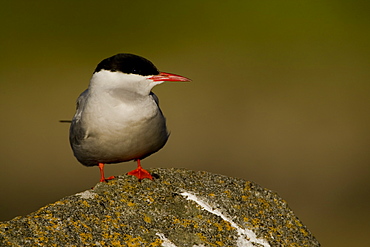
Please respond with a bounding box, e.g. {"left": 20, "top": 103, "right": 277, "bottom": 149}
{"left": 1, "top": 1, "right": 369, "bottom": 246}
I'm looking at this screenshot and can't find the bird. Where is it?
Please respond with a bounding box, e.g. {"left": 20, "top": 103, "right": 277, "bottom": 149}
{"left": 69, "top": 53, "right": 190, "bottom": 182}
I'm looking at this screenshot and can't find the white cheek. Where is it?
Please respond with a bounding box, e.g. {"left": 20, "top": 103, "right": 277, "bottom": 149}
{"left": 89, "top": 70, "right": 156, "bottom": 95}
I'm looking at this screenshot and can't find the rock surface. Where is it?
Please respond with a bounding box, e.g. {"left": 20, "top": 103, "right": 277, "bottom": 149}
{"left": 0, "top": 168, "right": 320, "bottom": 246}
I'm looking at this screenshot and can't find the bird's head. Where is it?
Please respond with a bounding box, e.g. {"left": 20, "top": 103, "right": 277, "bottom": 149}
{"left": 89, "top": 53, "right": 190, "bottom": 96}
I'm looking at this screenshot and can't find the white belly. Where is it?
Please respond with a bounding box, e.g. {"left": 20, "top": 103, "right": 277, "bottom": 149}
{"left": 71, "top": 91, "right": 168, "bottom": 166}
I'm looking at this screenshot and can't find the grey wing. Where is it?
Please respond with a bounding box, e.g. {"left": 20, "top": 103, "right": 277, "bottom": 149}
{"left": 150, "top": 92, "right": 165, "bottom": 117}
{"left": 69, "top": 89, "right": 89, "bottom": 146}
{"left": 150, "top": 91, "right": 160, "bottom": 106}
{"left": 150, "top": 92, "right": 170, "bottom": 137}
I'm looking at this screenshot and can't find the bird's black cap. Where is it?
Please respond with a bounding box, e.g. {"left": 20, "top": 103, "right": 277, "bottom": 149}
{"left": 94, "top": 53, "right": 160, "bottom": 76}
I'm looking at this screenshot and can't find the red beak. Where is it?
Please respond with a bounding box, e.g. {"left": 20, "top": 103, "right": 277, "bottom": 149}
{"left": 149, "top": 72, "right": 191, "bottom": 82}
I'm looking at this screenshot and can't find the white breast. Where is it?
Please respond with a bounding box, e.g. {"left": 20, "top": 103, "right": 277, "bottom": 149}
{"left": 72, "top": 90, "right": 168, "bottom": 165}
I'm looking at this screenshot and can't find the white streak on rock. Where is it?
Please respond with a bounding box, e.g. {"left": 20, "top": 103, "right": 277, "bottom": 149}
{"left": 181, "top": 191, "right": 270, "bottom": 247}
{"left": 75, "top": 190, "right": 97, "bottom": 199}
{"left": 156, "top": 233, "right": 178, "bottom": 247}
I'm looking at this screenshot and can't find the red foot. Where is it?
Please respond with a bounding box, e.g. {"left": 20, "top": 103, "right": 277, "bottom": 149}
{"left": 127, "top": 159, "right": 153, "bottom": 180}
{"left": 98, "top": 163, "right": 115, "bottom": 182}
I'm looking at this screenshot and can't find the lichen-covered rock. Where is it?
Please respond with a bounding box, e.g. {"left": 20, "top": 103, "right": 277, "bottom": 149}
{"left": 0, "top": 168, "right": 320, "bottom": 246}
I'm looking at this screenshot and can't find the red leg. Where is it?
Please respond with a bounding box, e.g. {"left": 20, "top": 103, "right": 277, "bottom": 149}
{"left": 127, "top": 159, "right": 153, "bottom": 180}
{"left": 98, "top": 163, "right": 115, "bottom": 182}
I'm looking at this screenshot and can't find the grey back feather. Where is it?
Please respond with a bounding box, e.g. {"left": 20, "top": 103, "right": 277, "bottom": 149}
{"left": 69, "top": 89, "right": 89, "bottom": 146}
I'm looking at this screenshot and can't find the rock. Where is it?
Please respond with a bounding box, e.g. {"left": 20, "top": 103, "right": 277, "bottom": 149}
{"left": 0, "top": 168, "right": 320, "bottom": 246}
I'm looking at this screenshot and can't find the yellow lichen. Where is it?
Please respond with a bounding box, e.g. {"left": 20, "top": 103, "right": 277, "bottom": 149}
{"left": 146, "top": 196, "right": 155, "bottom": 202}
{"left": 251, "top": 218, "right": 260, "bottom": 226}
{"left": 162, "top": 180, "right": 171, "bottom": 185}
{"left": 196, "top": 233, "right": 217, "bottom": 247}
{"left": 173, "top": 218, "right": 198, "bottom": 228}
{"left": 79, "top": 232, "right": 93, "bottom": 242}
{"left": 223, "top": 190, "right": 231, "bottom": 198}
{"left": 300, "top": 228, "right": 308, "bottom": 236}
{"left": 143, "top": 214, "right": 152, "bottom": 223}
{"left": 216, "top": 241, "right": 224, "bottom": 246}
{"left": 111, "top": 240, "right": 123, "bottom": 246}
{"left": 149, "top": 238, "right": 164, "bottom": 246}
{"left": 213, "top": 222, "right": 223, "bottom": 231}
{"left": 123, "top": 235, "right": 145, "bottom": 247}
{"left": 224, "top": 221, "right": 233, "bottom": 231}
